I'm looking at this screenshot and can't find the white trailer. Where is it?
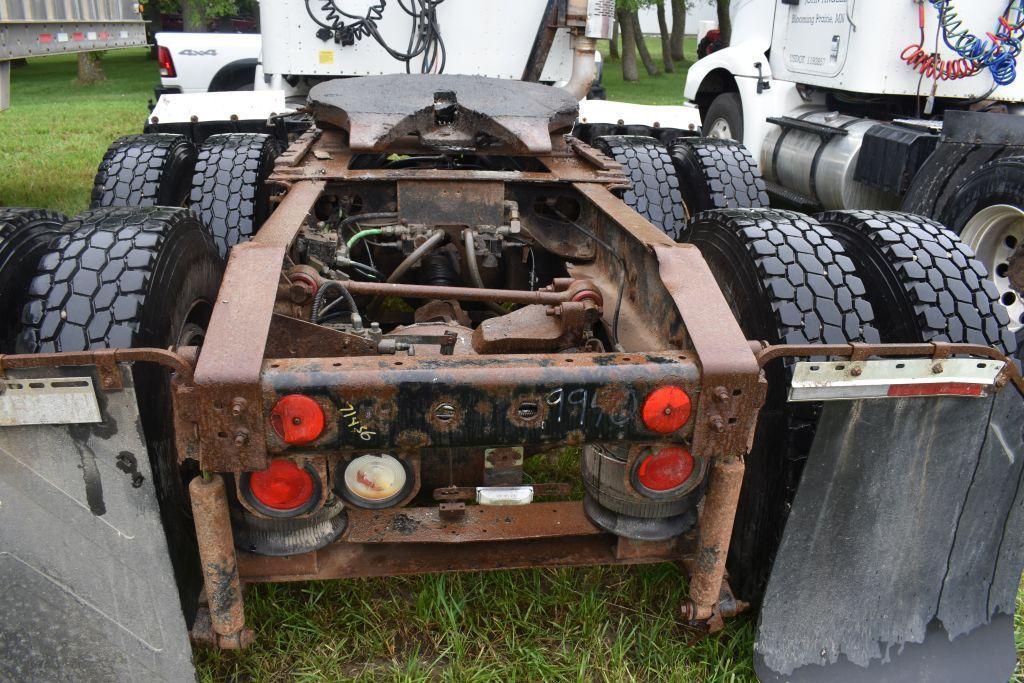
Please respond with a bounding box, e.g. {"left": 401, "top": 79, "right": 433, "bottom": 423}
{"left": 0, "top": 0, "right": 147, "bottom": 109}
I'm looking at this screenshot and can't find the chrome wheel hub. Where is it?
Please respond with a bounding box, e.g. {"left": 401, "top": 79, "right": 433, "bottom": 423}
{"left": 961, "top": 204, "right": 1024, "bottom": 332}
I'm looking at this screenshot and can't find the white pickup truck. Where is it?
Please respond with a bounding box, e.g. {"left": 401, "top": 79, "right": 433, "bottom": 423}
{"left": 155, "top": 31, "right": 262, "bottom": 96}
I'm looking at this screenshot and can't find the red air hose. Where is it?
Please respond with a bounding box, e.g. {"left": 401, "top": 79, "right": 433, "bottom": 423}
{"left": 901, "top": 0, "right": 980, "bottom": 81}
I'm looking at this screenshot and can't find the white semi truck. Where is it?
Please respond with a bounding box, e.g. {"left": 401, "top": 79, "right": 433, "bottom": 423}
{"left": 686, "top": 0, "right": 1024, "bottom": 341}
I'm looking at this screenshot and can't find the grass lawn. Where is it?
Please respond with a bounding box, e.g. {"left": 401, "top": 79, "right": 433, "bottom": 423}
{"left": 1, "top": 39, "right": 1021, "bottom": 683}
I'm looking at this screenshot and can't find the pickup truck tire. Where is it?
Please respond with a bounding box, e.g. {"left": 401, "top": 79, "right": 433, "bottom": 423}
{"left": 688, "top": 208, "right": 879, "bottom": 601}
{"left": 593, "top": 135, "right": 686, "bottom": 240}
{"left": 817, "top": 210, "right": 1017, "bottom": 356}
{"left": 90, "top": 134, "right": 198, "bottom": 208}
{"left": 17, "top": 206, "right": 223, "bottom": 624}
{"left": 0, "top": 208, "right": 68, "bottom": 352}
{"left": 189, "top": 133, "right": 280, "bottom": 259}
{"left": 669, "top": 138, "right": 769, "bottom": 216}
{"left": 703, "top": 92, "right": 743, "bottom": 143}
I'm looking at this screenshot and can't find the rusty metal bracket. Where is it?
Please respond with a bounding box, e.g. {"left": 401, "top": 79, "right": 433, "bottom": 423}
{"left": 755, "top": 341, "right": 1024, "bottom": 397}
{"left": 0, "top": 347, "right": 194, "bottom": 385}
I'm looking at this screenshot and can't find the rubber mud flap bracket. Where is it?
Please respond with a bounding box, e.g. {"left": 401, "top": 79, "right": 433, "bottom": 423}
{"left": 754, "top": 390, "right": 1024, "bottom": 683}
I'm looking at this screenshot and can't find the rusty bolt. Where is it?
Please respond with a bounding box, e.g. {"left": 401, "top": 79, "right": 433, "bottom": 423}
{"left": 434, "top": 403, "right": 456, "bottom": 422}
{"left": 680, "top": 601, "right": 697, "bottom": 621}
{"left": 932, "top": 363, "right": 944, "bottom": 374}
{"left": 995, "top": 376, "right": 1009, "bottom": 389}
{"left": 234, "top": 430, "right": 250, "bottom": 447}
{"left": 714, "top": 386, "right": 730, "bottom": 402}
{"left": 546, "top": 305, "right": 563, "bottom": 317}
{"left": 709, "top": 416, "right": 726, "bottom": 433}
{"left": 289, "top": 281, "right": 312, "bottom": 304}
{"left": 231, "top": 398, "right": 248, "bottom": 416}
{"left": 850, "top": 366, "right": 863, "bottom": 377}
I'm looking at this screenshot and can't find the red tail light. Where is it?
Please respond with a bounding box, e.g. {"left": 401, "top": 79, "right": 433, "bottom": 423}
{"left": 157, "top": 45, "right": 176, "bottom": 78}
{"left": 635, "top": 446, "right": 695, "bottom": 493}
{"left": 270, "top": 394, "right": 325, "bottom": 445}
{"left": 247, "top": 458, "right": 316, "bottom": 513}
{"left": 641, "top": 386, "right": 691, "bottom": 434}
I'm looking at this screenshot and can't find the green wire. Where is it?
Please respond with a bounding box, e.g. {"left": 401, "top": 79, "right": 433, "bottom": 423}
{"left": 347, "top": 228, "right": 385, "bottom": 251}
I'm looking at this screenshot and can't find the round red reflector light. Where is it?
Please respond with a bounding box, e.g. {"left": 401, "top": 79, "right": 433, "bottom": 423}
{"left": 636, "top": 447, "right": 695, "bottom": 492}
{"left": 641, "top": 386, "right": 691, "bottom": 433}
{"left": 248, "top": 458, "right": 316, "bottom": 512}
{"left": 270, "top": 394, "right": 325, "bottom": 445}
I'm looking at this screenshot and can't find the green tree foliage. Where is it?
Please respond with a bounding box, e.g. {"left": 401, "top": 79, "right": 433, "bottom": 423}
{"left": 158, "top": 0, "right": 238, "bottom": 32}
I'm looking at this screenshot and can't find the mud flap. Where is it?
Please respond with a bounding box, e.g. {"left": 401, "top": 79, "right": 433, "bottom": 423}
{"left": 0, "top": 367, "right": 195, "bottom": 682}
{"left": 755, "top": 388, "right": 1024, "bottom": 682}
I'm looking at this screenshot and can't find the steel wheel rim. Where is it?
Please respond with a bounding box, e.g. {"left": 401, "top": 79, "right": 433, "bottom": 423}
{"left": 708, "top": 117, "right": 732, "bottom": 140}
{"left": 961, "top": 203, "right": 1024, "bottom": 332}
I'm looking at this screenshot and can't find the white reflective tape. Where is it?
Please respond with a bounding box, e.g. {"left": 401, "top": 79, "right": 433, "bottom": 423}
{"left": 789, "top": 358, "right": 1005, "bottom": 402}
{"left": 0, "top": 376, "right": 102, "bottom": 426}
{"left": 476, "top": 486, "right": 534, "bottom": 506}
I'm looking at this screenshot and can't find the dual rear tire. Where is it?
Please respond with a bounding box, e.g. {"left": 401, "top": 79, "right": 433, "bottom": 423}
{"left": 90, "top": 132, "right": 279, "bottom": 258}
{"left": 15, "top": 206, "right": 224, "bottom": 626}
{"left": 688, "top": 208, "right": 1014, "bottom": 601}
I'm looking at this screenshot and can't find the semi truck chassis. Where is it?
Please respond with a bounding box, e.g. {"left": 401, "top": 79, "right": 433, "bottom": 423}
{"left": 3, "top": 73, "right": 1024, "bottom": 681}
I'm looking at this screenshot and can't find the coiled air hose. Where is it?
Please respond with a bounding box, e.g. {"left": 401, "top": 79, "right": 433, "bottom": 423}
{"left": 901, "top": 0, "right": 1024, "bottom": 86}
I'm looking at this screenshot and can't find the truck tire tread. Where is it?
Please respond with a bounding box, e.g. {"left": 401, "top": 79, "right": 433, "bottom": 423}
{"left": 17, "top": 207, "right": 220, "bottom": 352}
{"left": 189, "top": 133, "right": 279, "bottom": 259}
{"left": 593, "top": 135, "right": 686, "bottom": 240}
{"left": 0, "top": 208, "right": 68, "bottom": 352}
{"left": 688, "top": 208, "right": 879, "bottom": 601}
{"left": 901, "top": 143, "right": 1014, "bottom": 219}
{"left": 90, "top": 134, "right": 197, "bottom": 209}
{"left": 818, "top": 210, "right": 1016, "bottom": 356}
{"left": 670, "top": 137, "right": 769, "bottom": 216}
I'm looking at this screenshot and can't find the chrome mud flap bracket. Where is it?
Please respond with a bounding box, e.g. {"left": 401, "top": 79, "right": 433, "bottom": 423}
{"left": 754, "top": 358, "right": 1024, "bottom": 683}
{"left": 0, "top": 365, "right": 195, "bottom": 682}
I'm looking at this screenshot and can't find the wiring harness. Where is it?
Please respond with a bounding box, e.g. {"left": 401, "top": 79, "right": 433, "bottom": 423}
{"left": 901, "top": 0, "right": 1024, "bottom": 86}
{"left": 305, "top": 0, "right": 448, "bottom": 73}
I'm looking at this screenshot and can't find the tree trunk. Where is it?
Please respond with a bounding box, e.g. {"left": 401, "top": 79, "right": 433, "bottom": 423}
{"left": 617, "top": 8, "right": 639, "bottom": 82}
{"left": 670, "top": 0, "right": 687, "bottom": 62}
{"left": 656, "top": 1, "right": 675, "bottom": 73}
{"left": 609, "top": 19, "right": 619, "bottom": 60}
{"left": 631, "top": 11, "right": 660, "bottom": 76}
{"left": 181, "top": 0, "right": 209, "bottom": 32}
{"left": 77, "top": 52, "right": 105, "bottom": 84}
{"left": 717, "top": 0, "right": 732, "bottom": 47}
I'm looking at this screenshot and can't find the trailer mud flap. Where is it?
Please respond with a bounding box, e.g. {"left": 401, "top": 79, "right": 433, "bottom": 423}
{"left": 755, "top": 389, "right": 1024, "bottom": 682}
{"left": 0, "top": 367, "right": 195, "bottom": 682}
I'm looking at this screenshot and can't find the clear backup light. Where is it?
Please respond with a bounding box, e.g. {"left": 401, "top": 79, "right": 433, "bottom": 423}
{"left": 341, "top": 454, "right": 411, "bottom": 508}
